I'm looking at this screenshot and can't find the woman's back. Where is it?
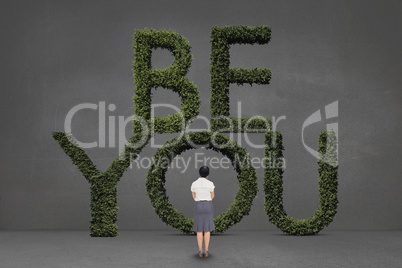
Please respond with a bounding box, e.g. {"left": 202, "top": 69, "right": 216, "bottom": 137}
{"left": 191, "top": 177, "right": 215, "bottom": 201}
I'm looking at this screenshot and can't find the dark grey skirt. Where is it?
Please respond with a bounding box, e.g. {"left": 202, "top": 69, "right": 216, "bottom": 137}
{"left": 194, "top": 201, "right": 215, "bottom": 232}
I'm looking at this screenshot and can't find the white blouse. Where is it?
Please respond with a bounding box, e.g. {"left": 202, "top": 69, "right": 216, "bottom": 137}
{"left": 191, "top": 177, "right": 215, "bottom": 201}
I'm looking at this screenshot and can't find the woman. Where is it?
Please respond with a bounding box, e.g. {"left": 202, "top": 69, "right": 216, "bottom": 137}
{"left": 191, "top": 166, "right": 215, "bottom": 258}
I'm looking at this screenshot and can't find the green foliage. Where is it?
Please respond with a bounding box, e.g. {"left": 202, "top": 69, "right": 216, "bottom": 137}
{"left": 133, "top": 28, "right": 200, "bottom": 133}
{"left": 210, "top": 25, "right": 272, "bottom": 132}
{"left": 89, "top": 174, "right": 118, "bottom": 236}
{"left": 263, "top": 130, "right": 338, "bottom": 235}
{"left": 51, "top": 25, "right": 339, "bottom": 237}
{"left": 51, "top": 132, "right": 149, "bottom": 237}
{"left": 146, "top": 131, "right": 258, "bottom": 233}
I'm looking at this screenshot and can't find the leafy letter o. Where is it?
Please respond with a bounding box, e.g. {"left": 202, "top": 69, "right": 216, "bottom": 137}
{"left": 146, "top": 131, "right": 258, "bottom": 233}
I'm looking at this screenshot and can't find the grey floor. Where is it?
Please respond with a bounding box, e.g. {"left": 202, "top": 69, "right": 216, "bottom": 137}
{"left": 0, "top": 230, "right": 401, "bottom": 268}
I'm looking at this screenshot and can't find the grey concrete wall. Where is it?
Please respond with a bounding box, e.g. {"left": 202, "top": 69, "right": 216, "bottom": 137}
{"left": 0, "top": 0, "right": 401, "bottom": 231}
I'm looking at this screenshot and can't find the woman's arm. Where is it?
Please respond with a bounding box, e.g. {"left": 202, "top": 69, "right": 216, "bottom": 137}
{"left": 210, "top": 191, "right": 215, "bottom": 200}
{"left": 192, "top": 191, "right": 196, "bottom": 200}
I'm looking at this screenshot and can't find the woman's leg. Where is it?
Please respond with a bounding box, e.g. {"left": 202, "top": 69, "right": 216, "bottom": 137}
{"left": 204, "top": 231, "right": 210, "bottom": 251}
{"left": 196, "top": 232, "right": 203, "bottom": 251}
